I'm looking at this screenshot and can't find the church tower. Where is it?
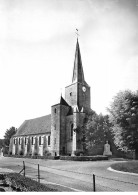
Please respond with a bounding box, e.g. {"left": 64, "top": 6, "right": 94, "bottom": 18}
{"left": 51, "top": 38, "right": 91, "bottom": 156}
{"left": 65, "top": 38, "right": 91, "bottom": 112}
{"left": 65, "top": 38, "right": 91, "bottom": 155}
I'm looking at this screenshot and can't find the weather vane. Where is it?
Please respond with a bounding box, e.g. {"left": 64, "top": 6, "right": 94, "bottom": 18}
{"left": 75, "top": 28, "right": 80, "bottom": 39}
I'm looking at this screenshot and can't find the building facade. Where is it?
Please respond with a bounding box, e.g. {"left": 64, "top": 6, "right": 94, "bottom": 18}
{"left": 10, "top": 39, "right": 91, "bottom": 156}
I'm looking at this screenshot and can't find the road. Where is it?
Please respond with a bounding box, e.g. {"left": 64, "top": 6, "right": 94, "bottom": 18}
{"left": 0, "top": 157, "right": 138, "bottom": 192}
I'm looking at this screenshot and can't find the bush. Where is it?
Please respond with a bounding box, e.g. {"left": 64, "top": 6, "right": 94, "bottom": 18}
{"left": 8, "top": 151, "right": 12, "bottom": 155}
{"left": 19, "top": 150, "right": 24, "bottom": 155}
{"left": 2, "top": 173, "right": 57, "bottom": 191}
{"left": 43, "top": 149, "right": 48, "bottom": 156}
{"left": 74, "top": 150, "right": 84, "bottom": 156}
{"left": 34, "top": 151, "right": 38, "bottom": 156}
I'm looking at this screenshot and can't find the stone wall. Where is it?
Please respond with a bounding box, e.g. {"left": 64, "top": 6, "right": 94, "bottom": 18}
{"left": 11, "top": 134, "right": 51, "bottom": 156}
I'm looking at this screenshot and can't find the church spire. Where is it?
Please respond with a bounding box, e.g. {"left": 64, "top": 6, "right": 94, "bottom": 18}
{"left": 72, "top": 39, "right": 85, "bottom": 84}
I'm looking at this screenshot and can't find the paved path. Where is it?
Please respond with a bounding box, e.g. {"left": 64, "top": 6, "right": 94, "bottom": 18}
{"left": 0, "top": 157, "right": 138, "bottom": 191}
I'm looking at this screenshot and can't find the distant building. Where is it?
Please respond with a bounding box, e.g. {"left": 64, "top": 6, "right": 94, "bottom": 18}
{"left": 10, "top": 39, "right": 91, "bottom": 156}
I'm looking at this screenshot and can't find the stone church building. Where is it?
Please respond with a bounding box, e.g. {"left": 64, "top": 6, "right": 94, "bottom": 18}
{"left": 10, "top": 39, "right": 92, "bottom": 157}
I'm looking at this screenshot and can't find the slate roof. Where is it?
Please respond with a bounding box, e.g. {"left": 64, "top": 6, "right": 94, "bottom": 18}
{"left": 60, "top": 96, "right": 69, "bottom": 107}
{"left": 14, "top": 114, "right": 51, "bottom": 137}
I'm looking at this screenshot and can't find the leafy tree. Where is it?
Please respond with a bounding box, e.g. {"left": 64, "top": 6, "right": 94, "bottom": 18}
{"left": 108, "top": 90, "right": 138, "bottom": 158}
{"left": 0, "top": 139, "right": 4, "bottom": 148}
{"left": 79, "top": 110, "right": 111, "bottom": 154}
{"left": 4, "top": 127, "right": 17, "bottom": 146}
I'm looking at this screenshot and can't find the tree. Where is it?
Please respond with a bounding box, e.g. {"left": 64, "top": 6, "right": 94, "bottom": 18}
{"left": 80, "top": 110, "right": 111, "bottom": 155}
{"left": 108, "top": 90, "right": 138, "bottom": 158}
{"left": 0, "top": 139, "right": 4, "bottom": 148}
{"left": 4, "top": 127, "right": 17, "bottom": 146}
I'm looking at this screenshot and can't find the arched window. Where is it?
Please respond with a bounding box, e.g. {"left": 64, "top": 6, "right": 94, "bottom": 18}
{"left": 19, "top": 138, "right": 21, "bottom": 145}
{"left": 71, "top": 124, "right": 73, "bottom": 138}
{"left": 54, "top": 108, "right": 56, "bottom": 113}
{"left": 14, "top": 138, "right": 16, "bottom": 145}
{"left": 32, "top": 137, "right": 34, "bottom": 145}
{"left": 25, "top": 137, "right": 27, "bottom": 145}
{"left": 39, "top": 136, "right": 41, "bottom": 145}
{"left": 48, "top": 136, "right": 50, "bottom": 146}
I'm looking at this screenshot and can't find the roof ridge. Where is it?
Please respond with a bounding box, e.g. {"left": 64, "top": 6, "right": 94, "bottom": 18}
{"left": 27, "top": 114, "right": 51, "bottom": 121}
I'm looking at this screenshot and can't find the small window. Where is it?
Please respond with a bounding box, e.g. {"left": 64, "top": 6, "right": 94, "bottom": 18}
{"left": 48, "top": 136, "right": 50, "bottom": 146}
{"left": 54, "top": 108, "right": 56, "bottom": 113}
{"left": 54, "top": 124, "right": 56, "bottom": 130}
{"left": 71, "top": 124, "right": 73, "bottom": 138}
{"left": 70, "top": 92, "right": 72, "bottom": 96}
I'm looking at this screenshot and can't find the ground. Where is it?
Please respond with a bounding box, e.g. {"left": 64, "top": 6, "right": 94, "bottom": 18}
{"left": 0, "top": 157, "right": 138, "bottom": 191}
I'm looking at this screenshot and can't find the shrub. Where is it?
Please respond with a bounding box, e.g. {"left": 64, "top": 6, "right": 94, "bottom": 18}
{"left": 74, "top": 150, "right": 84, "bottom": 156}
{"left": 34, "top": 151, "right": 38, "bottom": 156}
{"left": 8, "top": 151, "right": 12, "bottom": 155}
{"left": 60, "top": 155, "right": 108, "bottom": 161}
{"left": 3, "top": 173, "right": 57, "bottom": 191}
{"left": 47, "top": 152, "right": 51, "bottom": 156}
{"left": 43, "top": 149, "right": 49, "bottom": 156}
{"left": 19, "top": 150, "right": 23, "bottom": 156}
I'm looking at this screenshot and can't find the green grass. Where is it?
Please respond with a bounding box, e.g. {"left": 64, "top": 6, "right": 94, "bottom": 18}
{"left": 111, "top": 161, "right": 138, "bottom": 174}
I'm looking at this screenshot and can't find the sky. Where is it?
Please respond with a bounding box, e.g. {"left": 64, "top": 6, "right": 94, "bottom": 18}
{"left": 0, "top": 0, "right": 138, "bottom": 138}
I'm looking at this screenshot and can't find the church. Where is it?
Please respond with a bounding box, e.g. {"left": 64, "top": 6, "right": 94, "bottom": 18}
{"left": 10, "top": 38, "right": 91, "bottom": 157}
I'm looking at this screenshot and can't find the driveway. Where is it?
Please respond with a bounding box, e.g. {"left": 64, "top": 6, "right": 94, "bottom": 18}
{"left": 0, "top": 157, "right": 138, "bottom": 191}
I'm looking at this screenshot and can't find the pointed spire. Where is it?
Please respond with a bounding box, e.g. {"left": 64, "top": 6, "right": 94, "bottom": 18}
{"left": 72, "top": 39, "right": 85, "bottom": 83}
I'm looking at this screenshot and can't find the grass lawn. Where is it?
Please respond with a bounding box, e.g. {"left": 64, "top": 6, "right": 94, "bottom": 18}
{"left": 111, "top": 161, "right": 138, "bottom": 174}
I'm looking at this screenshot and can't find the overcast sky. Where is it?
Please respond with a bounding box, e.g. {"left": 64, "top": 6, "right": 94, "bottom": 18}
{"left": 0, "top": 0, "right": 138, "bottom": 138}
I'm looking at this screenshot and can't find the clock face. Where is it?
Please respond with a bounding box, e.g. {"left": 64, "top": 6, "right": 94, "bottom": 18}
{"left": 82, "top": 86, "right": 86, "bottom": 92}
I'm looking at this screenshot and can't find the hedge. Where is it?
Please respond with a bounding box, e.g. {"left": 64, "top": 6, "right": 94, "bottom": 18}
{"left": 60, "top": 155, "right": 108, "bottom": 161}
{"left": 1, "top": 173, "right": 57, "bottom": 192}
{"left": 4, "top": 154, "right": 60, "bottom": 160}
{"left": 5, "top": 154, "right": 108, "bottom": 161}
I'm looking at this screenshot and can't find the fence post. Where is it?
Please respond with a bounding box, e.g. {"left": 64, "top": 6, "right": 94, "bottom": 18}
{"left": 38, "top": 164, "right": 40, "bottom": 183}
{"left": 93, "top": 174, "right": 96, "bottom": 192}
{"left": 23, "top": 161, "right": 25, "bottom": 177}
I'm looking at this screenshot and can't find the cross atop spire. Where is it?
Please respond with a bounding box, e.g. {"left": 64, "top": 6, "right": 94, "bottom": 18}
{"left": 72, "top": 38, "right": 85, "bottom": 84}
{"left": 75, "top": 29, "right": 79, "bottom": 39}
